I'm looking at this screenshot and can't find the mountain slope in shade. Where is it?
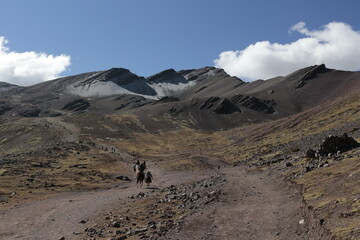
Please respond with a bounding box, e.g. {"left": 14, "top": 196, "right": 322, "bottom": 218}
{"left": 0, "top": 81, "right": 22, "bottom": 92}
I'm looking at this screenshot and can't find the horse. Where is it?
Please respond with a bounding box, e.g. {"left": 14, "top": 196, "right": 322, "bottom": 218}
{"left": 136, "top": 171, "right": 145, "bottom": 187}
{"left": 136, "top": 163, "right": 146, "bottom": 188}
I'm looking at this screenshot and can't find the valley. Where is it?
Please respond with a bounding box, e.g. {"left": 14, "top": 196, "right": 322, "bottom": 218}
{"left": 0, "top": 64, "right": 359, "bottom": 239}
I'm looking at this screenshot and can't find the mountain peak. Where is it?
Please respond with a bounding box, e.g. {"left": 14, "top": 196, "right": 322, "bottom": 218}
{"left": 147, "top": 69, "right": 187, "bottom": 84}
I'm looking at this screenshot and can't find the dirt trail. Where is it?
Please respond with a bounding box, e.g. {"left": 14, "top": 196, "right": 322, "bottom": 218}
{"left": 0, "top": 164, "right": 312, "bottom": 240}
{"left": 162, "top": 167, "right": 310, "bottom": 240}
{"left": 0, "top": 166, "right": 211, "bottom": 240}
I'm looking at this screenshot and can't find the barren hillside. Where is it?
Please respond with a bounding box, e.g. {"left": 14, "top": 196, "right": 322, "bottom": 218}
{"left": 0, "top": 65, "right": 359, "bottom": 239}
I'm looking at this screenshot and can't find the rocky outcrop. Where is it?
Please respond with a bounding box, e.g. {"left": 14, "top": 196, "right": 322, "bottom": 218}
{"left": 16, "top": 107, "right": 42, "bottom": 117}
{"left": 179, "top": 67, "right": 234, "bottom": 83}
{"left": 98, "top": 68, "right": 144, "bottom": 85}
{"left": 200, "top": 97, "right": 220, "bottom": 110}
{"left": 318, "top": 133, "right": 360, "bottom": 156}
{"left": 304, "top": 133, "right": 360, "bottom": 160}
{"left": 213, "top": 99, "right": 241, "bottom": 114}
{"left": 231, "top": 95, "right": 275, "bottom": 114}
{"left": 153, "top": 96, "right": 179, "bottom": 104}
{"left": 296, "top": 64, "right": 330, "bottom": 88}
{"left": 114, "top": 95, "right": 151, "bottom": 110}
{"left": 62, "top": 99, "right": 90, "bottom": 111}
{"left": 147, "top": 69, "right": 187, "bottom": 84}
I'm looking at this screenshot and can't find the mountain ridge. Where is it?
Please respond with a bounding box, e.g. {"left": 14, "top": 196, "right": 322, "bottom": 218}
{"left": 1, "top": 64, "right": 360, "bottom": 130}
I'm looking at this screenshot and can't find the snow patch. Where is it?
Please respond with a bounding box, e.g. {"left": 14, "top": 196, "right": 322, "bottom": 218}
{"left": 66, "top": 80, "right": 157, "bottom": 99}
{"left": 66, "top": 71, "right": 198, "bottom": 99}
{"left": 149, "top": 81, "right": 196, "bottom": 97}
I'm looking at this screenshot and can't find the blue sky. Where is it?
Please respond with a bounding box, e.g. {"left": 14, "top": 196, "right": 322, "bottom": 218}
{"left": 0, "top": 0, "right": 360, "bottom": 85}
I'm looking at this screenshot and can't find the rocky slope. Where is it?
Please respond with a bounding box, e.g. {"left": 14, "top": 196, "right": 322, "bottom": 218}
{"left": 1, "top": 64, "right": 359, "bottom": 131}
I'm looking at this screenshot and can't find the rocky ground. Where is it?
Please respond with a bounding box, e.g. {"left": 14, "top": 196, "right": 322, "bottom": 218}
{"left": 1, "top": 86, "right": 360, "bottom": 239}
{"left": 0, "top": 162, "right": 327, "bottom": 240}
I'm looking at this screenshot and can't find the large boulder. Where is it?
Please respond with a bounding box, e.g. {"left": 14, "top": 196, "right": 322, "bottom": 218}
{"left": 318, "top": 133, "right": 360, "bottom": 156}
{"left": 305, "top": 149, "right": 316, "bottom": 159}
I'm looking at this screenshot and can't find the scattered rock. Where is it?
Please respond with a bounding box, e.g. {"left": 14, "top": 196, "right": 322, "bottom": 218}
{"left": 112, "top": 221, "right": 121, "bottom": 228}
{"left": 285, "top": 162, "right": 293, "bottom": 167}
{"left": 116, "top": 176, "right": 131, "bottom": 181}
{"left": 116, "top": 236, "right": 128, "bottom": 240}
{"left": 305, "top": 149, "right": 316, "bottom": 159}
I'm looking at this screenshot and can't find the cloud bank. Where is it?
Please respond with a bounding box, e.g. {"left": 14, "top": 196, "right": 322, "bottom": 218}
{"left": 0, "top": 36, "right": 71, "bottom": 86}
{"left": 214, "top": 22, "right": 360, "bottom": 81}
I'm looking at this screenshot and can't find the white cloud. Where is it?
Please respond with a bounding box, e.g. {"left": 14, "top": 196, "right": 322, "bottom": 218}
{"left": 214, "top": 22, "right": 360, "bottom": 81}
{"left": 0, "top": 36, "right": 71, "bottom": 86}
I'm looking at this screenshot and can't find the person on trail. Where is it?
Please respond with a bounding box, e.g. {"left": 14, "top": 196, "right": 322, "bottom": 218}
{"left": 134, "top": 160, "right": 140, "bottom": 172}
{"left": 142, "top": 161, "right": 146, "bottom": 170}
{"left": 139, "top": 162, "right": 146, "bottom": 172}
{"left": 145, "top": 171, "right": 153, "bottom": 186}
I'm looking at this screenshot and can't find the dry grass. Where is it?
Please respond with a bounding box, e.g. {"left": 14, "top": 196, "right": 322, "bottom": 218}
{"left": 296, "top": 153, "right": 360, "bottom": 238}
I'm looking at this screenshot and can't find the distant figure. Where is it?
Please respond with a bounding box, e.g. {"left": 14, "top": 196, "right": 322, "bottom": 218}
{"left": 145, "top": 171, "right": 153, "bottom": 186}
{"left": 136, "top": 162, "right": 146, "bottom": 187}
{"left": 134, "top": 160, "right": 140, "bottom": 173}
{"left": 142, "top": 161, "right": 146, "bottom": 171}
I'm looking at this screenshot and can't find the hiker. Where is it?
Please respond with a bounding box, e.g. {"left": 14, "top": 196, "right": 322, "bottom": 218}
{"left": 145, "top": 171, "right": 153, "bottom": 186}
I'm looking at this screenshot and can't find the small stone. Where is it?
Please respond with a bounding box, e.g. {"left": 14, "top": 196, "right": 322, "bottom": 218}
{"left": 117, "top": 236, "right": 128, "bottom": 240}
{"left": 285, "top": 162, "right": 293, "bottom": 167}
{"left": 116, "top": 230, "right": 126, "bottom": 235}
{"left": 112, "top": 221, "right": 121, "bottom": 228}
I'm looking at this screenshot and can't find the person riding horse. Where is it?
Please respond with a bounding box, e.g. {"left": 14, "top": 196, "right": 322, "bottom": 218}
{"left": 136, "top": 162, "right": 146, "bottom": 187}
{"left": 134, "top": 160, "right": 140, "bottom": 172}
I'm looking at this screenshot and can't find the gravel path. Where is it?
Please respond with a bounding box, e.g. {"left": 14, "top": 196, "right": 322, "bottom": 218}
{"left": 0, "top": 165, "right": 312, "bottom": 240}
{"left": 0, "top": 168, "right": 211, "bottom": 240}
{"left": 162, "top": 167, "right": 311, "bottom": 240}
